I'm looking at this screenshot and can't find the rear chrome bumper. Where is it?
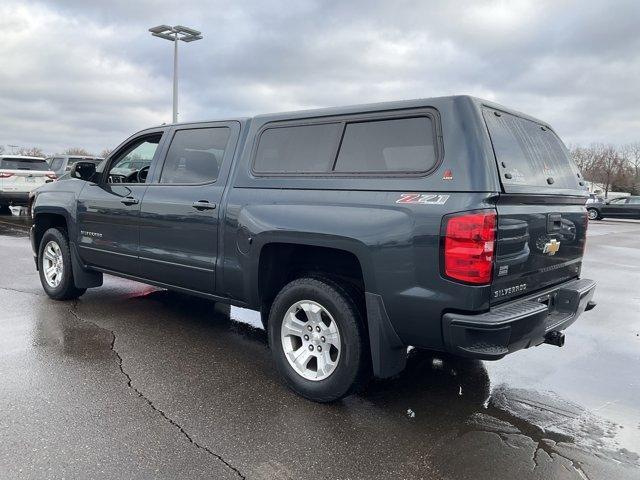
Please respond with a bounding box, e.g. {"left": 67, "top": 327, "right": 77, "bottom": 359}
{"left": 442, "top": 278, "right": 596, "bottom": 360}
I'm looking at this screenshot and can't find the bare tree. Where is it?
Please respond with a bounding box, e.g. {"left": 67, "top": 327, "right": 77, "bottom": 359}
{"left": 64, "top": 147, "right": 93, "bottom": 156}
{"left": 620, "top": 143, "right": 640, "bottom": 194}
{"left": 18, "top": 147, "right": 45, "bottom": 158}
{"left": 595, "top": 144, "right": 622, "bottom": 197}
{"left": 100, "top": 148, "right": 112, "bottom": 158}
{"left": 0, "top": 145, "right": 4, "bottom": 155}
{"left": 570, "top": 143, "right": 634, "bottom": 196}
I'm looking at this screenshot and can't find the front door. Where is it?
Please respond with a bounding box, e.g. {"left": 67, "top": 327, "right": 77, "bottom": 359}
{"left": 76, "top": 131, "right": 165, "bottom": 275}
{"left": 138, "top": 122, "right": 239, "bottom": 293}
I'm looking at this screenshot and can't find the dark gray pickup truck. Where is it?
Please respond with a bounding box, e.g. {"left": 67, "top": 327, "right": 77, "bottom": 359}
{"left": 30, "top": 96, "right": 596, "bottom": 402}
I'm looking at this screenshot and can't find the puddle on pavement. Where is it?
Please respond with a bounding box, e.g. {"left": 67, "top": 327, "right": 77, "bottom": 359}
{"left": 32, "top": 306, "right": 114, "bottom": 360}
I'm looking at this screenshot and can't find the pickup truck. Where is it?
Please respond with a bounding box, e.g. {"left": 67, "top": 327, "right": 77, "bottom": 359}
{"left": 30, "top": 96, "right": 597, "bottom": 402}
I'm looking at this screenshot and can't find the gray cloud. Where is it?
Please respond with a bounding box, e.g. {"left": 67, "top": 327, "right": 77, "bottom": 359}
{"left": 1, "top": 0, "right": 638, "bottom": 155}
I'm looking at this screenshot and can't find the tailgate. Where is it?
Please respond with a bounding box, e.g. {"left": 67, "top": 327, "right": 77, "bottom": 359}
{"left": 492, "top": 197, "right": 588, "bottom": 304}
{"left": 1, "top": 170, "right": 51, "bottom": 192}
{"left": 481, "top": 105, "right": 589, "bottom": 304}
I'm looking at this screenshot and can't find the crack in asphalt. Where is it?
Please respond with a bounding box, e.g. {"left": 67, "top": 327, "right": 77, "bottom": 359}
{"left": 465, "top": 408, "right": 592, "bottom": 480}
{"left": 68, "top": 301, "right": 246, "bottom": 480}
{"left": 0, "top": 286, "right": 45, "bottom": 296}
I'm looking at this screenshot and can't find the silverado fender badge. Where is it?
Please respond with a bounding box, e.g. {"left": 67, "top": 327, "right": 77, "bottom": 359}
{"left": 543, "top": 239, "right": 561, "bottom": 256}
{"left": 396, "top": 194, "right": 450, "bottom": 205}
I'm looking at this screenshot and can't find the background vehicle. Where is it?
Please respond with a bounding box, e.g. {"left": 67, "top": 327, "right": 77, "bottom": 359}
{"left": 586, "top": 196, "right": 640, "bottom": 220}
{"left": 29, "top": 96, "right": 596, "bottom": 402}
{"left": 47, "top": 155, "right": 103, "bottom": 178}
{"left": 0, "top": 155, "right": 56, "bottom": 215}
{"left": 586, "top": 193, "right": 604, "bottom": 204}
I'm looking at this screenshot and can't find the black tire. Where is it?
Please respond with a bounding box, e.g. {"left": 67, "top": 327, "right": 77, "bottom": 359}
{"left": 268, "top": 277, "right": 370, "bottom": 402}
{"left": 38, "top": 228, "right": 86, "bottom": 300}
{"left": 587, "top": 208, "right": 601, "bottom": 221}
{"left": 0, "top": 205, "right": 11, "bottom": 215}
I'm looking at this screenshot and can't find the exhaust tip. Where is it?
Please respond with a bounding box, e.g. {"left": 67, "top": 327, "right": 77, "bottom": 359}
{"left": 544, "top": 331, "right": 565, "bottom": 347}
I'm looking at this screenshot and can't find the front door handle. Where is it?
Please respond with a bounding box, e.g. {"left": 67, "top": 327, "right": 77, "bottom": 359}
{"left": 192, "top": 200, "right": 217, "bottom": 211}
{"left": 120, "top": 196, "right": 139, "bottom": 206}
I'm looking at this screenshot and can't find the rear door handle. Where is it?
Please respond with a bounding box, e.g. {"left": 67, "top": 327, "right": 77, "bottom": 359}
{"left": 192, "top": 200, "right": 217, "bottom": 211}
{"left": 120, "top": 196, "right": 139, "bottom": 206}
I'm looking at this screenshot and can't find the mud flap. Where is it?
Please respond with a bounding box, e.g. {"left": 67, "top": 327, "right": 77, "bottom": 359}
{"left": 70, "top": 242, "right": 103, "bottom": 289}
{"left": 365, "top": 292, "right": 407, "bottom": 378}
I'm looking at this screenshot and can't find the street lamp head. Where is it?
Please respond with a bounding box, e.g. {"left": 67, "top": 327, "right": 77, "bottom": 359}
{"left": 174, "top": 25, "right": 201, "bottom": 36}
{"left": 149, "top": 24, "right": 203, "bottom": 42}
{"left": 180, "top": 35, "right": 203, "bottom": 42}
{"left": 149, "top": 24, "right": 173, "bottom": 34}
{"left": 151, "top": 32, "right": 176, "bottom": 41}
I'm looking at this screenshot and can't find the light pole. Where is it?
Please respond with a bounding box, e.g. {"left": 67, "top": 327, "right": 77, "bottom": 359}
{"left": 149, "top": 25, "right": 203, "bottom": 123}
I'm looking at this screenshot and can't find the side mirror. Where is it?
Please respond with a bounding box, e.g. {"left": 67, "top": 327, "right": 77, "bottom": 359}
{"left": 70, "top": 161, "right": 97, "bottom": 182}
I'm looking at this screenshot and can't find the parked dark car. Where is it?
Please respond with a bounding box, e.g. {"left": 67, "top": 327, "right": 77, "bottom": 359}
{"left": 29, "top": 96, "right": 596, "bottom": 402}
{"left": 586, "top": 196, "right": 640, "bottom": 220}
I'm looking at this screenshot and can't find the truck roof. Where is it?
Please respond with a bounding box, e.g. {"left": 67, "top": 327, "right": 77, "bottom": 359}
{"left": 158, "top": 95, "right": 551, "bottom": 129}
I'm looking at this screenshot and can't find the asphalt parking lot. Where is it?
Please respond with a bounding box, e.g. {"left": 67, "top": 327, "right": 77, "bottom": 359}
{"left": 0, "top": 213, "right": 638, "bottom": 480}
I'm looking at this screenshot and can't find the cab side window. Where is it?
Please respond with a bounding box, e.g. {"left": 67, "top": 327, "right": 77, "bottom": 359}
{"left": 107, "top": 134, "right": 162, "bottom": 184}
{"left": 160, "top": 127, "right": 230, "bottom": 184}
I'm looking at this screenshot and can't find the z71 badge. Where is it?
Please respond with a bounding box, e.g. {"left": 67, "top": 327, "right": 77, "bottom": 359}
{"left": 396, "top": 194, "right": 450, "bottom": 205}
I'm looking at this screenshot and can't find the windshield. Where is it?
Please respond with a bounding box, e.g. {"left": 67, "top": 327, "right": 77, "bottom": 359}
{"left": 483, "top": 107, "right": 585, "bottom": 193}
{"left": 0, "top": 158, "right": 49, "bottom": 171}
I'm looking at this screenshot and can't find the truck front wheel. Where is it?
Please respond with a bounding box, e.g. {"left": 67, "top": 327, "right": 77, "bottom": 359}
{"left": 38, "top": 228, "right": 86, "bottom": 301}
{"left": 268, "top": 277, "right": 370, "bottom": 402}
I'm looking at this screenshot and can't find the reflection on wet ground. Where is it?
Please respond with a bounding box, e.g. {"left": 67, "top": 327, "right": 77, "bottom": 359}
{"left": 1, "top": 219, "right": 639, "bottom": 479}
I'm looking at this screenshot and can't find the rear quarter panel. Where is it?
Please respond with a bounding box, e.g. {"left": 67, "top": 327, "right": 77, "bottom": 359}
{"left": 222, "top": 96, "right": 501, "bottom": 349}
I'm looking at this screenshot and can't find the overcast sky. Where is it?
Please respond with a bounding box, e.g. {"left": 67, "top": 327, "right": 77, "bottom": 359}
{"left": 1, "top": 0, "right": 638, "bottom": 155}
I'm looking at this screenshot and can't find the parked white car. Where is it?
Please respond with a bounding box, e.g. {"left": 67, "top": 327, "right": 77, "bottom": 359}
{"left": 0, "top": 155, "right": 56, "bottom": 214}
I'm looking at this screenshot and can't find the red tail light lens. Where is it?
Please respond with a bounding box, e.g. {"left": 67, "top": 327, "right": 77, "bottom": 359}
{"left": 46, "top": 173, "right": 57, "bottom": 180}
{"left": 443, "top": 211, "right": 497, "bottom": 284}
{"left": 0, "top": 172, "right": 14, "bottom": 178}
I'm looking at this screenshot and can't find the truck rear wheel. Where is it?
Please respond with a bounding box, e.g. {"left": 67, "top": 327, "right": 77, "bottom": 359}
{"left": 268, "top": 277, "right": 370, "bottom": 402}
{"left": 38, "top": 228, "right": 86, "bottom": 301}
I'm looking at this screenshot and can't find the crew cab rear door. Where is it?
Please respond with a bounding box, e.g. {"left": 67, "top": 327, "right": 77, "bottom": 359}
{"left": 137, "top": 121, "right": 240, "bottom": 294}
{"left": 482, "top": 107, "right": 589, "bottom": 304}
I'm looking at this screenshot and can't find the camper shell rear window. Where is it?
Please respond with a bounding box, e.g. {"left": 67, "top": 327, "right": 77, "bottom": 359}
{"left": 482, "top": 107, "right": 584, "bottom": 193}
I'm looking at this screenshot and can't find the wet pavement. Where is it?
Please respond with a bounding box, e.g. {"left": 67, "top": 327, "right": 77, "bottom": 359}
{"left": 0, "top": 213, "right": 638, "bottom": 480}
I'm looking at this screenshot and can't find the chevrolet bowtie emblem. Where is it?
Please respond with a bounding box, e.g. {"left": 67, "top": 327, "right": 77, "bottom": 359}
{"left": 543, "top": 239, "right": 561, "bottom": 255}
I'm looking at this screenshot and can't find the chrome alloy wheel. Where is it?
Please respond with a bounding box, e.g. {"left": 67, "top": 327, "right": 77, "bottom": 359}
{"left": 43, "top": 240, "right": 64, "bottom": 288}
{"left": 587, "top": 209, "right": 598, "bottom": 220}
{"left": 280, "top": 300, "right": 341, "bottom": 381}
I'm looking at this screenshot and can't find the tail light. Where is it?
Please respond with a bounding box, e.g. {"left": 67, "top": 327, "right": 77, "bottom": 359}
{"left": 443, "top": 210, "right": 497, "bottom": 285}
{"left": 45, "top": 173, "right": 57, "bottom": 180}
{"left": 0, "top": 172, "right": 14, "bottom": 178}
